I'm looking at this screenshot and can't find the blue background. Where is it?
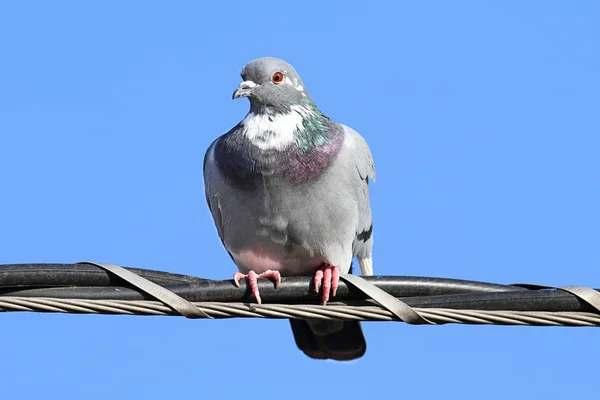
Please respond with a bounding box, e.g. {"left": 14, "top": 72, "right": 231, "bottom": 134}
{"left": 1, "top": 1, "right": 599, "bottom": 398}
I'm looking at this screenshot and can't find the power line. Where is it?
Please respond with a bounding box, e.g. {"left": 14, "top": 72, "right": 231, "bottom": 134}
{"left": 0, "top": 263, "right": 598, "bottom": 327}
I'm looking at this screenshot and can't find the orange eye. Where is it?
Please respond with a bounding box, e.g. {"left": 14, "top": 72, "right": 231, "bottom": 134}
{"left": 272, "top": 71, "right": 284, "bottom": 84}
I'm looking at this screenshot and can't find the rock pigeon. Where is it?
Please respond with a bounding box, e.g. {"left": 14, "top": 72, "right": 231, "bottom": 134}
{"left": 203, "top": 57, "right": 376, "bottom": 361}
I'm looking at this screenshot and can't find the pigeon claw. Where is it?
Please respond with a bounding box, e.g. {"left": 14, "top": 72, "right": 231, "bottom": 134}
{"left": 233, "top": 270, "right": 281, "bottom": 304}
{"left": 313, "top": 264, "right": 340, "bottom": 305}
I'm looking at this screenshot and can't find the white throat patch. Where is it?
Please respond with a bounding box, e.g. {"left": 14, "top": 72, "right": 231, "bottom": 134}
{"left": 240, "top": 105, "right": 313, "bottom": 150}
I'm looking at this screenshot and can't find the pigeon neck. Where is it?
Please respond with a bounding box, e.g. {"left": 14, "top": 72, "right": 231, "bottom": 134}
{"left": 241, "top": 100, "right": 331, "bottom": 151}
{"left": 215, "top": 101, "right": 344, "bottom": 188}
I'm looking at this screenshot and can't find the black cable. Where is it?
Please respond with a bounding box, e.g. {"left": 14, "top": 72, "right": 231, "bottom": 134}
{"left": 0, "top": 263, "right": 596, "bottom": 313}
{"left": 0, "top": 263, "right": 522, "bottom": 300}
{"left": 0, "top": 263, "right": 207, "bottom": 287}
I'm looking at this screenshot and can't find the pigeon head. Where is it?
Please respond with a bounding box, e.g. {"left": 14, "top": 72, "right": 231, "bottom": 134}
{"left": 232, "top": 57, "right": 309, "bottom": 112}
{"left": 228, "top": 57, "right": 340, "bottom": 155}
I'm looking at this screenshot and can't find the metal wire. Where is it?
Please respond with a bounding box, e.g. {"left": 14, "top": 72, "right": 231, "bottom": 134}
{"left": 2, "top": 296, "right": 600, "bottom": 327}
{"left": 1, "top": 263, "right": 599, "bottom": 327}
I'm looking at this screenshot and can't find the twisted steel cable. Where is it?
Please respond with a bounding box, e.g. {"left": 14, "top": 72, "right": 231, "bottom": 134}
{"left": 1, "top": 297, "right": 600, "bottom": 327}
{"left": 1, "top": 263, "right": 599, "bottom": 327}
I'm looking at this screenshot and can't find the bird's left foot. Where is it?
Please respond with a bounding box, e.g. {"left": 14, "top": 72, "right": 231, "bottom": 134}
{"left": 313, "top": 264, "right": 340, "bottom": 305}
{"left": 233, "top": 270, "right": 281, "bottom": 304}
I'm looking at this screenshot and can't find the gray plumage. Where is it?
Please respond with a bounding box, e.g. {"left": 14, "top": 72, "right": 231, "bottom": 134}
{"left": 203, "top": 57, "right": 375, "bottom": 360}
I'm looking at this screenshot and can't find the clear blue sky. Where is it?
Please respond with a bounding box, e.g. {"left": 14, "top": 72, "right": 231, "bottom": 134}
{"left": 1, "top": 1, "right": 599, "bottom": 399}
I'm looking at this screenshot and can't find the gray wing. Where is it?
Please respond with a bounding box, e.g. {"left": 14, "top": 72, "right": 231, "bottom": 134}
{"left": 339, "top": 124, "right": 376, "bottom": 275}
{"left": 203, "top": 138, "right": 231, "bottom": 257}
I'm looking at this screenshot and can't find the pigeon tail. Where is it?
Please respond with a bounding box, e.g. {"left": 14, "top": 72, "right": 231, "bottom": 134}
{"left": 288, "top": 319, "right": 366, "bottom": 361}
{"left": 289, "top": 263, "right": 367, "bottom": 361}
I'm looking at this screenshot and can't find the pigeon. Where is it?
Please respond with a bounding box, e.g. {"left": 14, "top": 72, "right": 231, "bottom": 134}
{"left": 203, "top": 57, "right": 375, "bottom": 361}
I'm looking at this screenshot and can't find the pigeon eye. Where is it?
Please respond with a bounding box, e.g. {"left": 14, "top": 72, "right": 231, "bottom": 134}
{"left": 272, "top": 71, "right": 284, "bottom": 84}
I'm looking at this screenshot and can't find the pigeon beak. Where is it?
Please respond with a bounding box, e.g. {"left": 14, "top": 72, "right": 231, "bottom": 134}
{"left": 232, "top": 80, "right": 257, "bottom": 100}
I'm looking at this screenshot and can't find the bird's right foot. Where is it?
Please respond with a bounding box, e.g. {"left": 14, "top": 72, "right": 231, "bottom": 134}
{"left": 233, "top": 270, "right": 281, "bottom": 304}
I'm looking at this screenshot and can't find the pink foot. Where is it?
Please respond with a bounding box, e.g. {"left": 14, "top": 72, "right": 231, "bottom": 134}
{"left": 233, "top": 270, "right": 281, "bottom": 304}
{"left": 313, "top": 264, "right": 340, "bottom": 305}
